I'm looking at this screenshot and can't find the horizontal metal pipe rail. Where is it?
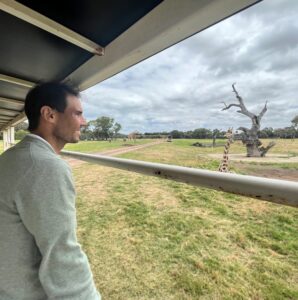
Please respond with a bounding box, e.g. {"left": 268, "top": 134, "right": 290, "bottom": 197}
{"left": 62, "top": 150, "right": 298, "bottom": 208}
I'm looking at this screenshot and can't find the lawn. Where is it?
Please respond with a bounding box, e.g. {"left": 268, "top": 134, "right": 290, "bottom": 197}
{"left": 1, "top": 138, "right": 297, "bottom": 298}
{"left": 71, "top": 139, "right": 298, "bottom": 299}
{"left": 64, "top": 139, "right": 156, "bottom": 153}
{"left": 0, "top": 139, "right": 156, "bottom": 155}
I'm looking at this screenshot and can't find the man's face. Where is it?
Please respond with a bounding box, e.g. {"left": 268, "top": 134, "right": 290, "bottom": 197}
{"left": 53, "top": 95, "right": 87, "bottom": 144}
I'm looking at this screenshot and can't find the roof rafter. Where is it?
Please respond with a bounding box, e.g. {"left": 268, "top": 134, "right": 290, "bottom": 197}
{"left": 0, "top": 111, "right": 26, "bottom": 130}
{"left": 0, "top": 116, "right": 12, "bottom": 120}
{"left": 0, "top": 108, "right": 20, "bottom": 115}
{"left": 0, "top": 96, "right": 24, "bottom": 106}
{"left": 0, "top": 0, "right": 104, "bottom": 55}
{"left": 0, "top": 74, "right": 35, "bottom": 88}
{"left": 0, "top": 106, "right": 21, "bottom": 112}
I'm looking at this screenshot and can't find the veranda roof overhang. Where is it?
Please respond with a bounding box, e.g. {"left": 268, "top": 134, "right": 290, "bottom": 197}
{"left": 0, "top": 0, "right": 261, "bottom": 131}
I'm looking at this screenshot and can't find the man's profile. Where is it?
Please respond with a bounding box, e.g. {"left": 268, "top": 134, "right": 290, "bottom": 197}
{"left": 0, "top": 82, "right": 100, "bottom": 299}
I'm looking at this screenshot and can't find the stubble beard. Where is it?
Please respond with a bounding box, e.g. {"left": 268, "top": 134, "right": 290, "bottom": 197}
{"left": 53, "top": 128, "right": 80, "bottom": 145}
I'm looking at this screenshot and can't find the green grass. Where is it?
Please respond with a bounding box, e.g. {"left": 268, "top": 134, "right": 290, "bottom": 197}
{"left": 64, "top": 139, "right": 156, "bottom": 153}
{"left": 0, "top": 139, "right": 155, "bottom": 155}
{"left": 71, "top": 139, "right": 298, "bottom": 299}
{"left": 118, "top": 140, "right": 220, "bottom": 170}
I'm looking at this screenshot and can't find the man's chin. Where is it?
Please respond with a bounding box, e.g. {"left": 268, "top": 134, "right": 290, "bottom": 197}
{"left": 67, "top": 135, "right": 80, "bottom": 144}
{"left": 71, "top": 139, "right": 80, "bottom": 144}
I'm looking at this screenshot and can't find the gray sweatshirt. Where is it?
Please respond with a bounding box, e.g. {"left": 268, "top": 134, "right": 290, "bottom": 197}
{"left": 0, "top": 135, "right": 100, "bottom": 300}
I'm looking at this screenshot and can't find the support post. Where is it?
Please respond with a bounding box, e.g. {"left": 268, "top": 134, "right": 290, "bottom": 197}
{"left": 9, "top": 126, "right": 15, "bottom": 146}
{"left": 3, "top": 129, "right": 9, "bottom": 151}
{"left": 2, "top": 126, "right": 15, "bottom": 151}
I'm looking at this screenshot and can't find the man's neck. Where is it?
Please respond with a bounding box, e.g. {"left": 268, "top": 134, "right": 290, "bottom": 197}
{"left": 30, "top": 130, "right": 65, "bottom": 154}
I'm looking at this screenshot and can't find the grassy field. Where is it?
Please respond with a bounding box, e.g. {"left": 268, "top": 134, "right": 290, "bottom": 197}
{"left": 71, "top": 139, "right": 298, "bottom": 299}
{"left": 0, "top": 139, "right": 156, "bottom": 155}
{"left": 64, "top": 139, "right": 155, "bottom": 153}
{"left": 1, "top": 138, "right": 297, "bottom": 298}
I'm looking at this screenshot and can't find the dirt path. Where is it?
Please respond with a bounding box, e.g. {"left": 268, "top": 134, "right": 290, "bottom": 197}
{"left": 208, "top": 153, "right": 298, "bottom": 163}
{"left": 209, "top": 153, "right": 298, "bottom": 182}
{"left": 63, "top": 140, "right": 165, "bottom": 168}
{"left": 99, "top": 140, "right": 164, "bottom": 156}
{"left": 231, "top": 162, "right": 298, "bottom": 182}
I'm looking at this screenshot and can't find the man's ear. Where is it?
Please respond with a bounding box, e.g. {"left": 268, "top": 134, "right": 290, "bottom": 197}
{"left": 40, "top": 106, "right": 57, "bottom": 124}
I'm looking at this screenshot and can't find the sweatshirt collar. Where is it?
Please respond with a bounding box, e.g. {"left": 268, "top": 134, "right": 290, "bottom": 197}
{"left": 26, "top": 133, "right": 56, "bottom": 154}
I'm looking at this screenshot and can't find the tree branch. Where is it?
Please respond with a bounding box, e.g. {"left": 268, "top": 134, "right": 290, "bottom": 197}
{"left": 232, "top": 83, "right": 255, "bottom": 118}
{"left": 221, "top": 101, "right": 240, "bottom": 111}
{"left": 258, "top": 101, "right": 268, "bottom": 122}
{"left": 221, "top": 83, "right": 255, "bottom": 119}
{"left": 259, "top": 141, "right": 276, "bottom": 157}
{"left": 238, "top": 126, "right": 249, "bottom": 133}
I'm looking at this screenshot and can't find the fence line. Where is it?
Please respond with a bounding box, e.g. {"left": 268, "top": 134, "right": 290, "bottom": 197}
{"left": 62, "top": 150, "right": 298, "bottom": 208}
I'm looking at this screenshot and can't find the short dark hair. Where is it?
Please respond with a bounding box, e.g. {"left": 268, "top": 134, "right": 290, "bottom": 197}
{"left": 25, "top": 81, "right": 79, "bottom": 131}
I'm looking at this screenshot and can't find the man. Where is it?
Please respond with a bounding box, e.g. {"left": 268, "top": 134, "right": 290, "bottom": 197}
{"left": 0, "top": 82, "right": 100, "bottom": 299}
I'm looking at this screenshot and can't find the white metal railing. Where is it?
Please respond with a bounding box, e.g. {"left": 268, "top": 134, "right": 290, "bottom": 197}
{"left": 62, "top": 150, "right": 298, "bottom": 208}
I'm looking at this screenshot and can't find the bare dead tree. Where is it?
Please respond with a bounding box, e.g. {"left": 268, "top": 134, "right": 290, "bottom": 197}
{"left": 221, "top": 83, "right": 275, "bottom": 157}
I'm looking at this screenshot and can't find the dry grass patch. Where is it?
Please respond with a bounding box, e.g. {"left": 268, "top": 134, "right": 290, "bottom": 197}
{"left": 139, "top": 182, "right": 179, "bottom": 209}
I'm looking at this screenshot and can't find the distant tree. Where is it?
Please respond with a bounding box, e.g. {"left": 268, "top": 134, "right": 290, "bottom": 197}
{"left": 284, "top": 126, "right": 296, "bottom": 139}
{"left": 291, "top": 115, "right": 298, "bottom": 139}
{"left": 13, "top": 122, "right": 29, "bottom": 140}
{"left": 259, "top": 127, "right": 275, "bottom": 138}
{"left": 15, "top": 121, "right": 28, "bottom": 131}
{"left": 170, "top": 130, "right": 184, "bottom": 138}
{"left": 183, "top": 131, "right": 193, "bottom": 139}
{"left": 112, "top": 122, "right": 122, "bottom": 139}
{"left": 274, "top": 128, "right": 285, "bottom": 138}
{"left": 291, "top": 115, "right": 298, "bottom": 128}
{"left": 80, "top": 122, "right": 94, "bottom": 140}
{"left": 91, "top": 116, "right": 116, "bottom": 140}
{"left": 193, "top": 128, "right": 212, "bottom": 139}
{"left": 15, "top": 130, "right": 28, "bottom": 140}
{"left": 87, "top": 117, "right": 122, "bottom": 140}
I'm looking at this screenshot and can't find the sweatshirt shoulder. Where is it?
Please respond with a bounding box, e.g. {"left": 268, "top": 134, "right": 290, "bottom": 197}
{"left": 29, "top": 143, "right": 70, "bottom": 172}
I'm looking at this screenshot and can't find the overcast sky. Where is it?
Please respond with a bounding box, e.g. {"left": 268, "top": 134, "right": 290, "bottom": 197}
{"left": 82, "top": 0, "right": 298, "bottom": 134}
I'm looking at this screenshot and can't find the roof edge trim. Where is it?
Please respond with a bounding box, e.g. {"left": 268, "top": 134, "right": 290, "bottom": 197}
{"left": 0, "top": 0, "right": 104, "bottom": 55}
{"left": 66, "top": 0, "right": 260, "bottom": 91}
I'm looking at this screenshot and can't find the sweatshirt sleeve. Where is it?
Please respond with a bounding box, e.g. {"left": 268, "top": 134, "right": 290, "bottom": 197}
{"left": 15, "top": 158, "right": 100, "bottom": 300}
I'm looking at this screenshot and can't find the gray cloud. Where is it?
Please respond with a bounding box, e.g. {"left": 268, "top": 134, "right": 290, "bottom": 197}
{"left": 82, "top": 0, "right": 298, "bottom": 133}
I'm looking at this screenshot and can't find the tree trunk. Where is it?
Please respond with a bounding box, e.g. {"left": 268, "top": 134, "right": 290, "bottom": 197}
{"left": 245, "top": 141, "right": 261, "bottom": 157}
